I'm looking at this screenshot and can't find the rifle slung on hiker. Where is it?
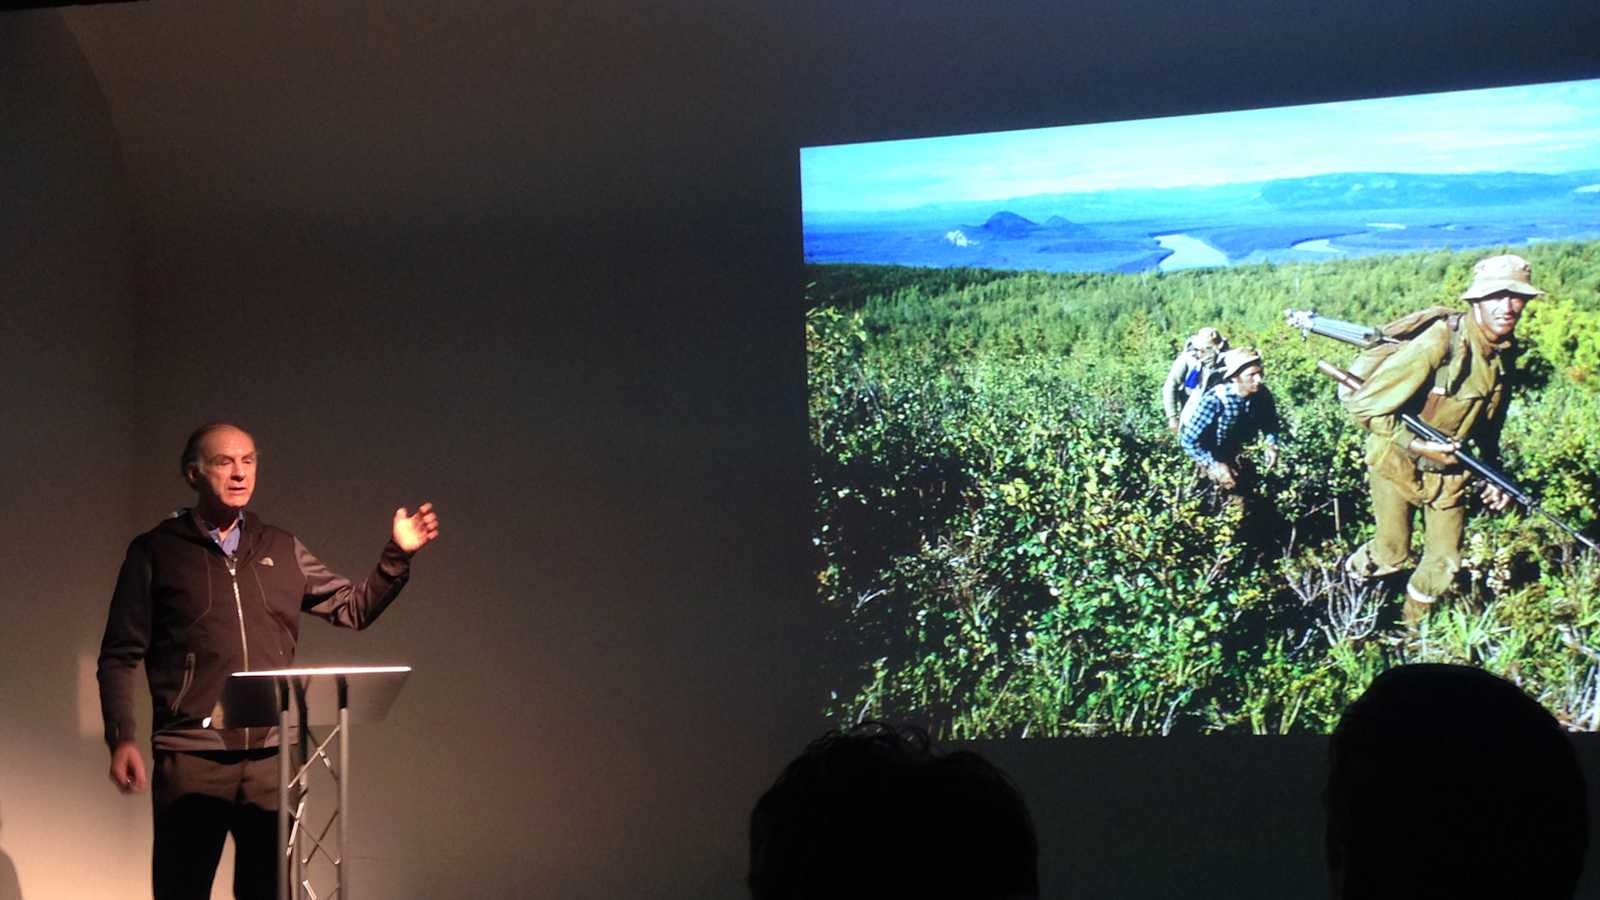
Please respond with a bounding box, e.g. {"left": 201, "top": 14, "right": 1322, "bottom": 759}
{"left": 1285, "top": 308, "right": 1600, "bottom": 555}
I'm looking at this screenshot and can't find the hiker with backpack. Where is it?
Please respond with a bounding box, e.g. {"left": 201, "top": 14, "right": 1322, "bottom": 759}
{"left": 1341, "top": 254, "right": 1542, "bottom": 624}
{"left": 1179, "top": 346, "right": 1282, "bottom": 508}
{"left": 1162, "top": 327, "right": 1230, "bottom": 433}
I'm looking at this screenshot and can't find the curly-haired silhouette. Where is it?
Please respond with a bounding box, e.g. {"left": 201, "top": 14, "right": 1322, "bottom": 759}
{"left": 1325, "top": 664, "right": 1587, "bottom": 899}
{"left": 748, "top": 722, "right": 1038, "bottom": 900}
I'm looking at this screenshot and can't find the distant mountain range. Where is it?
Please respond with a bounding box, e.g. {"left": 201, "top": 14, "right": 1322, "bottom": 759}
{"left": 1256, "top": 171, "right": 1600, "bottom": 211}
{"left": 803, "top": 170, "right": 1600, "bottom": 274}
{"left": 806, "top": 169, "right": 1600, "bottom": 229}
{"left": 971, "top": 211, "right": 1094, "bottom": 238}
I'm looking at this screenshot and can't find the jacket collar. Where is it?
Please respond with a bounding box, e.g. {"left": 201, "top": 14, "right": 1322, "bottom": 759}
{"left": 166, "top": 508, "right": 259, "bottom": 558}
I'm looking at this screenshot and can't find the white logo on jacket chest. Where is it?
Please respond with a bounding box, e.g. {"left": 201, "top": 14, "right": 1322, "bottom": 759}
{"left": 259, "top": 557, "right": 275, "bottom": 567}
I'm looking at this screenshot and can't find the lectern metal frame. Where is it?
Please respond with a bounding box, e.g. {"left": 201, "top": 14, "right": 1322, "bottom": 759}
{"left": 223, "top": 666, "right": 410, "bottom": 900}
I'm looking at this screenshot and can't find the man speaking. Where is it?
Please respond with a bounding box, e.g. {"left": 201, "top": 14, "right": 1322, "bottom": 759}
{"left": 97, "top": 422, "right": 441, "bottom": 900}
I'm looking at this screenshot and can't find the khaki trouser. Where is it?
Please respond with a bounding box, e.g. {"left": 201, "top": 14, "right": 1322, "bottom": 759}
{"left": 1347, "top": 471, "right": 1467, "bottom": 606}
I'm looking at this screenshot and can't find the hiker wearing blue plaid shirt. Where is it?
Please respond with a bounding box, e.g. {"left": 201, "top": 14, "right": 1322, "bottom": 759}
{"left": 1180, "top": 347, "right": 1281, "bottom": 501}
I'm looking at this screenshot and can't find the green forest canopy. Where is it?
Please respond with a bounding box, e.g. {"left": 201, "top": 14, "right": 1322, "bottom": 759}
{"left": 807, "top": 243, "right": 1600, "bottom": 737}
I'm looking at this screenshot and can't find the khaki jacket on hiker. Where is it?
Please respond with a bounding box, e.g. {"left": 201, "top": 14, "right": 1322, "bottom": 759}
{"left": 1344, "top": 312, "right": 1512, "bottom": 510}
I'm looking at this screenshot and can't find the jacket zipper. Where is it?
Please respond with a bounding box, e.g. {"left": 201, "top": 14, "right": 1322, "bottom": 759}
{"left": 171, "top": 652, "right": 197, "bottom": 715}
{"left": 225, "top": 555, "right": 251, "bottom": 746}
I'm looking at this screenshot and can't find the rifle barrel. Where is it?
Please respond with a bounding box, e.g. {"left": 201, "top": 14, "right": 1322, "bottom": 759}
{"left": 1314, "top": 359, "right": 1600, "bottom": 554}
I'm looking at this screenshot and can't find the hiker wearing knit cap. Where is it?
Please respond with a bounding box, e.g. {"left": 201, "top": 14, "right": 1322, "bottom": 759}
{"left": 1162, "top": 326, "right": 1230, "bottom": 433}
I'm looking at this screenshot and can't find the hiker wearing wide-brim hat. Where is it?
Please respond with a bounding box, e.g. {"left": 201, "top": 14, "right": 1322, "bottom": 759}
{"left": 1344, "top": 253, "right": 1541, "bottom": 625}
{"left": 1161, "top": 327, "right": 1231, "bottom": 433}
{"left": 1178, "top": 346, "right": 1281, "bottom": 503}
{"left": 1218, "top": 347, "right": 1264, "bottom": 381}
{"left": 1459, "top": 253, "right": 1545, "bottom": 301}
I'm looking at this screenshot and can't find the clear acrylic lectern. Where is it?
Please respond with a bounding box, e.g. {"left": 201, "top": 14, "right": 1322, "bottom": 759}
{"left": 221, "top": 666, "right": 411, "bottom": 900}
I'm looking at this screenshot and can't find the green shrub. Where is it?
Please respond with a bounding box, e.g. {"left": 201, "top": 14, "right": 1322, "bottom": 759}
{"left": 811, "top": 244, "right": 1600, "bottom": 736}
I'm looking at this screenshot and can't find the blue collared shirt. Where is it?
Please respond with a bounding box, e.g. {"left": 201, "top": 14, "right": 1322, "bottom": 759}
{"left": 199, "top": 510, "right": 244, "bottom": 557}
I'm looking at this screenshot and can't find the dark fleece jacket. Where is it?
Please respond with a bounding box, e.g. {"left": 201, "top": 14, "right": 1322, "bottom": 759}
{"left": 98, "top": 510, "right": 411, "bottom": 751}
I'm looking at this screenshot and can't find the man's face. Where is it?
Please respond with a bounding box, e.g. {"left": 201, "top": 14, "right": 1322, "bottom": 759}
{"left": 1472, "top": 290, "right": 1529, "bottom": 341}
{"left": 1233, "top": 364, "right": 1264, "bottom": 396}
{"left": 190, "top": 426, "right": 257, "bottom": 516}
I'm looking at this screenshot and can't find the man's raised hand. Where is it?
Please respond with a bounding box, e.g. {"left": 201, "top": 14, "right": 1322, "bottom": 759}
{"left": 393, "top": 502, "right": 441, "bottom": 553}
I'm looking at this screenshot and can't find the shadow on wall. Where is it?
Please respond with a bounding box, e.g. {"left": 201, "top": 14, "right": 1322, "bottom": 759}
{"left": 0, "top": 803, "right": 25, "bottom": 900}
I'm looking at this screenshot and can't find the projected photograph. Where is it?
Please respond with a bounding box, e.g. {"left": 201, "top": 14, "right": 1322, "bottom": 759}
{"left": 805, "top": 78, "right": 1600, "bottom": 736}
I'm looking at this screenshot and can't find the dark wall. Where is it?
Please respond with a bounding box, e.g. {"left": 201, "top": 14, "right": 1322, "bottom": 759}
{"left": 3, "top": 1, "right": 1596, "bottom": 897}
{"left": 0, "top": 9, "right": 145, "bottom": 897}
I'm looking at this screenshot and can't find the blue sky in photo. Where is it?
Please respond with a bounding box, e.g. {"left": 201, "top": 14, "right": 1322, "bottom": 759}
{"left": 801, "top": 79, "right": 1600, "bottom": 213}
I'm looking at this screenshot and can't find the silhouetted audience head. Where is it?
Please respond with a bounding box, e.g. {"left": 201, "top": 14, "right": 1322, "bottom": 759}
{"left": 1325, "top": 664, "right": 1587, "bottom": 900}
{"left": 748, "top": 722, "right": 1038, "bottom": 900}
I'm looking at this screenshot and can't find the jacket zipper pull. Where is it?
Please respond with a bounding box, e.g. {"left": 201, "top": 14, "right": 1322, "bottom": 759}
{"left": 224, "top": 552, "right": 251, "bottom": 747}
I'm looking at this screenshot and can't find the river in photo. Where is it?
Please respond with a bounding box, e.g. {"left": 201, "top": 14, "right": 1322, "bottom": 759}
{"left": 1291, "top": 237, "right": 1342, "bottom": 253}
{"left": 1155, "top": 233, "right": 1229, "bottom": 271}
